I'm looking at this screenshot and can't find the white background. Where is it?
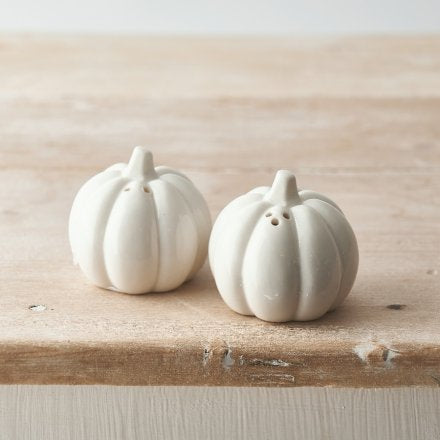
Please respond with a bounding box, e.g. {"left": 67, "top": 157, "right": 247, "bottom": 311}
{"left": 0, "top": 0, "right": 439, "bottom": 34}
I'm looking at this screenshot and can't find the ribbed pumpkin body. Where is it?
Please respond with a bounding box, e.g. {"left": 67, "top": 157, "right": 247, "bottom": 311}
{"left": 69, "top": 147, "right": 211, "bottom": 294}
{"left": 209, "top": 171, "right": 358, "bottom": 322}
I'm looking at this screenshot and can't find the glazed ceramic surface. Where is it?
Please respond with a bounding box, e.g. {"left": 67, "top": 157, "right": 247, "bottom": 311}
{"left": 69, "top": 146, "right": 211, "bottom": 294}
{"left": 209, "top": 170, "right": 359, "bottom": 322}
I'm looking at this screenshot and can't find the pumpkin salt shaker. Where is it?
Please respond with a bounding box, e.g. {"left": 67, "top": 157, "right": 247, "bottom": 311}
{"left": 209, "top": 170, "right": 359, "bottom": 322}
{"left": 69, "top": 146, "right": 211, "bottom": 294}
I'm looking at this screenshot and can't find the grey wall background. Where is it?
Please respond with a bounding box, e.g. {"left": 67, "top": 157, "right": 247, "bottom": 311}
{"left": 0, "top": 0, "right": 439, "bottom": 34}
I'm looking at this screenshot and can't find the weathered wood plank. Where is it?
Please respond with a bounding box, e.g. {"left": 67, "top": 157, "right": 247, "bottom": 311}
{"left": 0, "top": 35, "right": 440, "bottom": 99}
{"left": 1, "top": 98, "right": 440, "bottom": 170}
{"left": 0, "top": 36, "right": 439, "bottom": 386}
{"left": 0, "top": 168, "right": 438, "bottom": 386}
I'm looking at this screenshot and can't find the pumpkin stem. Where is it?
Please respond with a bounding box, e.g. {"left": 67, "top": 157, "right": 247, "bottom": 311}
{"left": 124, "top": 146, "right": 158, "bottom": 180}
{"left": 265, "top": 170, "right": 301, "bottom": 206}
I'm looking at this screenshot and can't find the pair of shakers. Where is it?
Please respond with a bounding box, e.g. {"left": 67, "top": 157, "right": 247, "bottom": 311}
{"left": 69, "top": 147, "right": 359, "bottom": 322}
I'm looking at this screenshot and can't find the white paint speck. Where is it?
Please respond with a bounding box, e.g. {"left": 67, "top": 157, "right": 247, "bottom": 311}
{"left": 250, "top": 358, "right": 290, "bottom": 367}
{"left": 251, "top": 373, "right": 295, "bottom": 384}
{"left": 353, "top": 341, "right": 377, "bottom": 363}
{"left": 202, "top": 347, "right": 212, "bottom": 367}
{"left": 384, "top": 348, "right": 400, "bottom": 368}
{"left": 29, "top": 305, "right": 46, "bottom": 312}
{"left": 222, "top": 348, "right": 235, "bottom": 370}
{"left": 353, "top": 340, "right": 401, "bottom": 368}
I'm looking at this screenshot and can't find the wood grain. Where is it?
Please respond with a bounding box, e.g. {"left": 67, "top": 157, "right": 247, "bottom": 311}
{"left": 0, "top": 386, "right": 439, "bottom": 440}
{"left": 0, "top": 35, "right": 439, "bottom": 386}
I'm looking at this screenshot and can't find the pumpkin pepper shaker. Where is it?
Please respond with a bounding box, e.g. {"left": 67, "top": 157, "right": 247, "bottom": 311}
{"left": 209, "top": 170, "right": 359, "bottom": 322}
{"left": 69, "top": 146, "right": 211, "bottom": 294}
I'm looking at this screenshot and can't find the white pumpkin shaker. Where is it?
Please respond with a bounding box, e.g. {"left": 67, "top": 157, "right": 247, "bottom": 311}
{"left": 69, "top": 146, "right": 211, "bottom": 294}
{"left": 209, "top": 170, "right": 359, "bottom": 322}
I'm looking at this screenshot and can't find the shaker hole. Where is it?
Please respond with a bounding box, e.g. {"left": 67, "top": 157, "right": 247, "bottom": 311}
{"left": 282, "top": 212, "right": 290, "bottom": 219}
{"left": 143, "top": 186, "right": 150, "bottom": 193}
{"left": 124, "top": 188, "right": 130, "bottom": 192}
{"left": 265, "top": 212, "right": 272, "bottom": 217}
{"left": 271, "top": 218, "right": 279, "bottom": 226}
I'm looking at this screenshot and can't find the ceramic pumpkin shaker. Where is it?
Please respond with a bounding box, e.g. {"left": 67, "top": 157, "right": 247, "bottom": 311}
{"left": 209, "top": 170, "right": 359, "bottom": 322}
{"left": 69, "top": 146, "right": 211, "bottom": 294}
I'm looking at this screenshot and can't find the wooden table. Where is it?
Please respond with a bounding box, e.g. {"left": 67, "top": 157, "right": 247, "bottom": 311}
{"left": 0, "top": 35, "right": 439, "bottom": 439}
